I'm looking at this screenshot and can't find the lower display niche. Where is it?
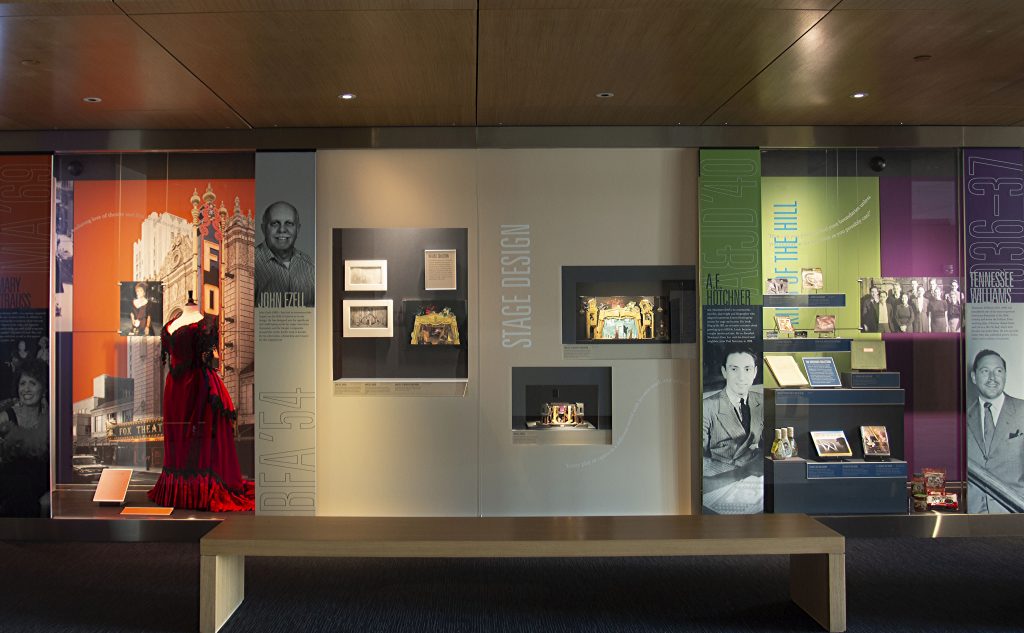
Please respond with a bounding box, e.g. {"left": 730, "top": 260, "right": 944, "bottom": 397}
{"left": 511, "top": 367, "right": 612, "bottom": 446}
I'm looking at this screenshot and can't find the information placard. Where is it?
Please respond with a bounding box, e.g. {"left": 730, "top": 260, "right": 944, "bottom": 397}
{"left": 424, "top": 249, "right": 457, "bottom": 290}
{"left": 801, "top": 357, "right": 842, "bottom": 388}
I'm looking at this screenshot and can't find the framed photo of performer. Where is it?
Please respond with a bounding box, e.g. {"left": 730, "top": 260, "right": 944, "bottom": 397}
{"left": 118, "top": 281, "right": 163, "bottom": 337}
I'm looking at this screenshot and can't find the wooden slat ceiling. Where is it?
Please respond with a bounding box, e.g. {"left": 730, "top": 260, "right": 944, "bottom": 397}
{"left": 0, "top": 0, "right": 1022, "bottom": 130}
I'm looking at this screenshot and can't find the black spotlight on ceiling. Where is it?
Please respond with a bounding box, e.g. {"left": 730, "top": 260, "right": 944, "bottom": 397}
{"left": 869, "top": 156, "right": 887, "bottom": 172}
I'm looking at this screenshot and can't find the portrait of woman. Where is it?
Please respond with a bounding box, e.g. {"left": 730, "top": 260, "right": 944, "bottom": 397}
{"left": 946, "top": 284, "right": 963, "bottom": 332}
{"left": 928, "top": 282, "right": 949, "bottom": 333}
{"left": 894, "top": 293, "right": 914, "bottom": 332}
{"left": 0, "top": 358, "right": 50, "bottom": 517}
{"left": 130, "top": 283, "right": 154, "bottom": 336}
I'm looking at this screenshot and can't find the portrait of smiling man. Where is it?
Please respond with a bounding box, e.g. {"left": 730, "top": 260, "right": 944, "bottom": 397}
{"left": 254, "top": 200, "right": 315, "bottom": 308}
{"left": 703, "top": 345, "right": 764, "bottom": 469}
{"left": 967, "top": 349, "right": 1024, "bottom": 513}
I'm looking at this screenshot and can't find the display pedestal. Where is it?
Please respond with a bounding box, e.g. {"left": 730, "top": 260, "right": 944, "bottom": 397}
{"left": 765, "top": 457, "right": 908, "bottom": 514}
{"left": 841, "top": 371, "right": 901, "bottom": 389}
{"left": 763, "top": 387, "right": 907, "bottom": 515}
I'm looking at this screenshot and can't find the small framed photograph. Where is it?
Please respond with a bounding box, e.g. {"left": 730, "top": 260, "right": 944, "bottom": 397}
{"left": 342, "top": 299, "right": 394, "bottom": 338}
{"left": 774, "top": 315, "right": 794, "bottom": 334}
{"left": 801, "top": 267, "right": 824, "bottom": 290}
{"left": 344, "top": 260, "right": 388, "bottom": 292}
{"left": 811, "top": 430, "right": 853, "bottom": 459}
{"left": 766, "top": 277, "right": 789, "bottom": 295}
{"left": 118, "top": 280, "right": 164, "bottom": 337}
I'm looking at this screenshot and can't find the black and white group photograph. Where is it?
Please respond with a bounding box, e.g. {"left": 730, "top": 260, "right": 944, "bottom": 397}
{"left": 859, "top": 277, "right": 963, "bottom": 333}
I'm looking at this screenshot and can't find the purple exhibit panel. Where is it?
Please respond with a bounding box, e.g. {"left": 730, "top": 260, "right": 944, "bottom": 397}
{"left": 964, "top": 149, "right": 1024, "bottom": 302}
{"left": 964, "top": 148, "right": 1024, "bottom": 513}
{"left": 878, "top": 169, "right": 964, "bottom": 480}
{"left": 879, "top": 178, "right": 959, "bottom": 277}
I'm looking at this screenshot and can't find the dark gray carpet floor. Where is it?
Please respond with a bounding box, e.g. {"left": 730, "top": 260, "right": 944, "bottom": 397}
{"left": 2, "top": 537, "right": 1022, "bottom": 632}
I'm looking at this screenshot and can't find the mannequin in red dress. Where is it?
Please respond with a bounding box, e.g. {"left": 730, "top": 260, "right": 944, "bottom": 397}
{"left": 148, "top": 296, "right": 254, "bottom": 511}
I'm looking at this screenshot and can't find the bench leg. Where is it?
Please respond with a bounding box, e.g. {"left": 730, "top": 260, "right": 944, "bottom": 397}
{"left": 790, "top": 553, "right": 846, "bottom": 632}
{"left": 200, "top": 554, "right": 245, "bottom": 633}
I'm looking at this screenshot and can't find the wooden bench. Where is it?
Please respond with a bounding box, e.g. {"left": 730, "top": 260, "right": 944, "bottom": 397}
{"left": 200, "top": 514, "right": 845, "bottom": 633}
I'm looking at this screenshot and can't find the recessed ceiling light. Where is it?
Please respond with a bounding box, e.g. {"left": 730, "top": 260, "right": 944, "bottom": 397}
{"left": 338, "top": 93, "right": 356, "bottom": 100}
{"left": 596, "top": 92, "right": 614, "bottom": 99}
{"left": 850, "top": 92, "right": 869, "bottom": 99}
{"left": 82, "top": 97, "right": 102, "bottom": 103}
{"left": 20, "top": 59, "right": 40, "bottom": 66}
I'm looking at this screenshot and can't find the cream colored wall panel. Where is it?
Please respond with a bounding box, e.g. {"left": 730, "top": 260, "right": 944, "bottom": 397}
{"left": 315, "top": 149, "right": 479, "bottom": 516}
{"left": 476, "top": 148, "right": 699, "bottom": 515}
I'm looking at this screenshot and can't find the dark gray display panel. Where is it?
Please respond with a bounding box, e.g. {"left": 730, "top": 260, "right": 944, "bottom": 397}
{"left": 561, "top": 265, "right": 696, "bottom": 345}
{"left": 512, "top": 366, "right": 612, "bottom": 430}
{"left": 332, "top": 228, "right": 468, "bottom": 380}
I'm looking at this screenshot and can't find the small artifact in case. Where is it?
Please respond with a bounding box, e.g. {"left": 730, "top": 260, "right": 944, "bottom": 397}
{"left": 774, "top": 315, "right": 795, "bottom": 334}
{"left": 801, "top": 267, "right": 824, "bottom": 290}
{"left": 766, "top": 277, "right": 789, "bottom": 295}
{"left": 926, "top": 493, "right": 959, "bottom": 511}
{"left": 810, "top": 430, "right": 853, "bottom": 459}
{"left": 579, "top": 295, "right": 668, "bottom": 341}
{"left": 814, "top": 314, "right": 836, "bottom": 336}
{"left": 526, "top": 402, "right": 595, "bottom": 430}
{"left": 860, "top": 425, "right": 891, "bottom": 460}
{"left": 922, "top": 467, "right": 946, "bottom": 494}
{"left": 770, "top": 427, "right": 797, "bottom": 460}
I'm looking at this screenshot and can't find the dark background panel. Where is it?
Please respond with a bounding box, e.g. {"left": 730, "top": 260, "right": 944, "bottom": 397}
{"left": 511, "top": 367, "right": 612, "bottom": 431}
{"left": 763, "top": 388, "right": 906, "bottom": 462}
{"left": 55, "top": 152, "right": 254, "bottom": 182}
{"left": 333, "top": 228, "right": 468, "bottom": 380}
{"left": 561, "top": 265, "right": 696, "bottom": 345}
{"left": 761, "top": 148, "right": 958, "bottom": 179}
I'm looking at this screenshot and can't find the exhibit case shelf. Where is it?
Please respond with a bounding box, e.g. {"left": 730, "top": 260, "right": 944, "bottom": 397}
{"left": 763, "top": 387, "right": 907, "bottom": 515}
{"left": 765, "top": 457, "right": 909, "bottom": 515}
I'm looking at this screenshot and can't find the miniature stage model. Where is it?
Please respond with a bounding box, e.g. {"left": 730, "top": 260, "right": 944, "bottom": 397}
{"left": 410, "top": 305, "right": 461, "bottom": 345}
{"left": 526, "top": 402, "right": 595, "bottom": 429}
{"left": 581, "top": 296, "right": 667, "bottom": 341}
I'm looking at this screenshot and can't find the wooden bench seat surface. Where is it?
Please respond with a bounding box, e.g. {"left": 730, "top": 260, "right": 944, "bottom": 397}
{"left": 200, "top": 514, "right": 844, "bottom": 558}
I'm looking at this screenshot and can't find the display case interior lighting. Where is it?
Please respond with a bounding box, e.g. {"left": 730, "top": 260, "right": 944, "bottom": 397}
{"left": 849, "top": 92, "right": 869, "bottom": 99}
{"left": 338, "top": 92, "right": 356, "bottom": 100}
{"left": 596, "top": 91, "right": 614, "bottom": 98}
{"left": 82, "top": 96, "right": 102, "bottom": 103}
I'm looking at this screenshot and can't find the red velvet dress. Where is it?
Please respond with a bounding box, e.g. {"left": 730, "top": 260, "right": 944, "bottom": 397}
{"left": 147, "top": 314, "right": 254, "bottom": 511}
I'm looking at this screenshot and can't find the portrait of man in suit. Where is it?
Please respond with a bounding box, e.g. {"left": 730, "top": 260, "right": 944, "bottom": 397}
{"left": 860, "top": 286, "right": 880, "bottom": 332}
{"left": 702, "top": 346, "right": 764, "bottom": 469}
{"left": 967, "top": 349, "right": 1024, "bottom": 513}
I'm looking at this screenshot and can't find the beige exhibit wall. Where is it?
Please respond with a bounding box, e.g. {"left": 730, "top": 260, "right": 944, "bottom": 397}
{"left": 476, "top": 149, "right": 699, "bottom": 515}
{"left": 316, "top": 150, "right": 480, "bottom": 516}
{"left": 316, "top": 148, "right": 699, "bottom": 516}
